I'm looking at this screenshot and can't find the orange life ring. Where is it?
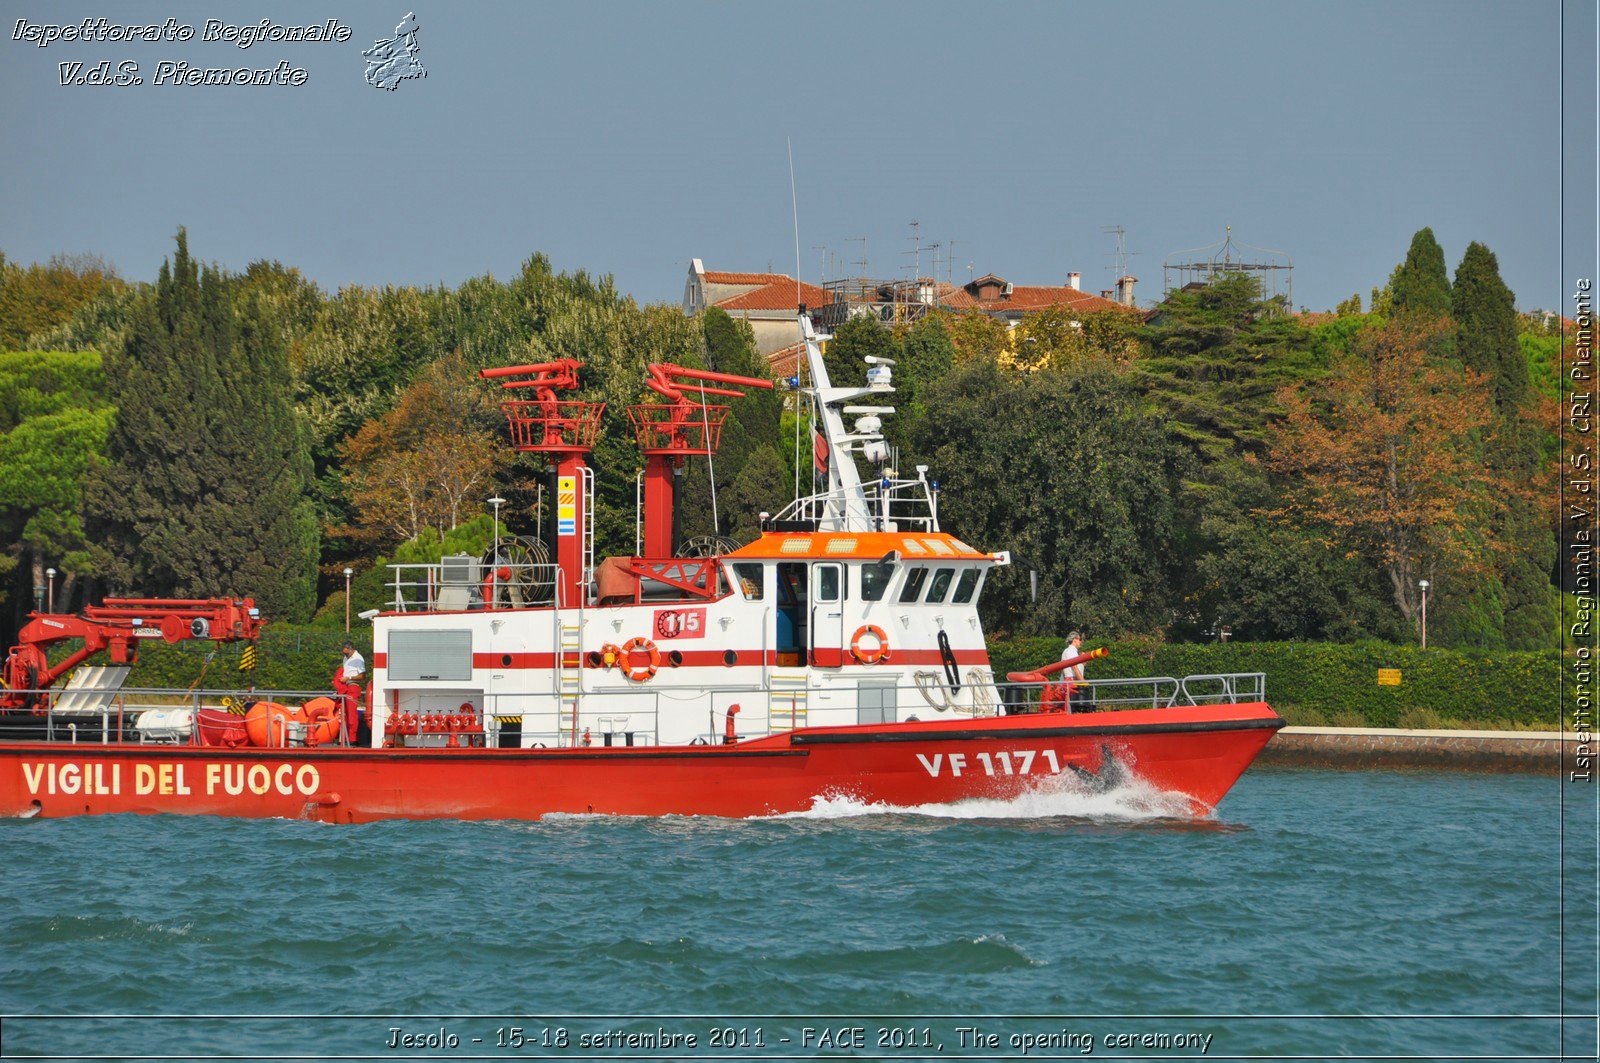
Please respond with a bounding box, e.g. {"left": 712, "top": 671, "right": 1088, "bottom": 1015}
{"left": 620, "top": 637, "right": 660, "bottom": 681}
{"left": 850, "top": 624, "right": 890, "bottom": 665}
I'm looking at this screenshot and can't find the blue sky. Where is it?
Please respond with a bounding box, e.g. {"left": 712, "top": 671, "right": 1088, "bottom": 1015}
{"left": 2, "top": 0, "right": 1594, "bottom": 313}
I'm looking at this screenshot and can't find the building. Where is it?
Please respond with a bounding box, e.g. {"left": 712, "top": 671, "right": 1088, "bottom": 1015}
{"left": 683, "top": 260, "right": 833, "bottom": 359}
{"left": 815, "top": 270, "right": 1135, "bottom": 331}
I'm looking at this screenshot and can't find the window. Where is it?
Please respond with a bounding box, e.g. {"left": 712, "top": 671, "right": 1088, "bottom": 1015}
{"left": 925, "top": 568, "right": 955, "bottom": 603}
{"left": 732, "top": 562, "right": 764, "bottom": 601}
{"left": 816, "top": 564, "right": 841, "bottom": 603}
{"left": 952, "top": 568, "right": 980, "bottom": 604}
{"left": 860, "top": 564, "right": 892, "bottom": 602}
{"left": 898, "top": 567, "right": 929, "bottom": 603}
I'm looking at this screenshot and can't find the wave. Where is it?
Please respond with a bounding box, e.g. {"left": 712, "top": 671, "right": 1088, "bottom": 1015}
{"left": 772, "top": 773, "right": 1209, "bottom": 823}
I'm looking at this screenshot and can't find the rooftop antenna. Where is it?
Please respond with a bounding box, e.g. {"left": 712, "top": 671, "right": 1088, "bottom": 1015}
{"left": 900, "top": 219, "right": 921, "bottom": 317}
{"left": 849, "top": 236, "right": 868, "bottom": 281}
{"left": 1103, "top": 224, "right": 1137, "bottom": 284}
{"left": 812, "top": 243, "right": 829, "bottom": 284}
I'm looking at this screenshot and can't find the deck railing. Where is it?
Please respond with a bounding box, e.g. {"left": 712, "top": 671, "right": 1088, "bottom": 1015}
{"left": 0, "top": 672, "right": 1269, "bottom": 750}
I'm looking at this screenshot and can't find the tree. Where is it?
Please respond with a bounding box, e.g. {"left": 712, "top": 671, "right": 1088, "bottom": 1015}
{"left": 678, "top": 308, "right": 787, "bottom": 545}
{"left": 1268, "top": 318, "right": 1508, "bottom": 631}
{"left": 0, "top": 253, "right": 123, "bottom": 349}
{"left": 1136, "top": 273, "right": 1318, "bottom": 465}
{"left": 83, "top": 230, "right": 320, "bottom": 621}
{"left": 1390, "top": 227, "right": 1452, "bottom": 317}
{"left": 909, "top": 357, "right": 1189, "bottom": 636}
{"left": 822, "top": 315, "right": 897, "bottom": 389}
{"left": 339, "top": 352, "right": 508, "bottom": 545}
{"left": 0, "top": 350, "right": 113, "bottom": 615}
{"left": 1453, "top": 242, "right": 1527, "bottom": 413}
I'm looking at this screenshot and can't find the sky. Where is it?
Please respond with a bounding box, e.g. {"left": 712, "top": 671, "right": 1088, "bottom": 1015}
{"left": 1, "top": 0, "right": 1595, "bottom": 314}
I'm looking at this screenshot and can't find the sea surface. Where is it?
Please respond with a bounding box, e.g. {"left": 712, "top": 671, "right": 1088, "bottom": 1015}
{"left": 1, "top": 767, "right": 1593, "bottom": 1061}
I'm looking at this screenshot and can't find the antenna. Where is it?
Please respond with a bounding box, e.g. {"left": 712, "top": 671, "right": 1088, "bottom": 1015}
{"left": 787, "top": 137, "right": 801, "bottom": 310}
{"left": 1103, "top": 224, "right": 1137, "bottom": 282}
{"left": 812, "top": 243, "right": 829, "bottom": 284}
{"left": 850, "top": 236, "right": 868, "bottom": 280}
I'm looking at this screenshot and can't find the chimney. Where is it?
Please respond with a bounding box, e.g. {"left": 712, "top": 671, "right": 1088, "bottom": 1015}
{"left": 1100, "top": 289, "right": 1114, "bottom": 300}
{"left": 1115, "top": 275, "right": 1137, "bottom": 307}
{"left": 1067, "top": 272, "right": 1081, "bottom": 291}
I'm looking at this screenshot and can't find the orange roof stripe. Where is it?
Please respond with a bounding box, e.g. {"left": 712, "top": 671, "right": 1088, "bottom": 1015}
{"left": 725, "top": 531, "right": 992, "bottom": 561}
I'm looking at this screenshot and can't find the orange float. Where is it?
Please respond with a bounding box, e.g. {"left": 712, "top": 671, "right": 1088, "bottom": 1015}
{"left": 243, "top": 701, "right": 305, "bottom": 748}
{"left": 300, "top": 696, "right": 342, "bottom": 746}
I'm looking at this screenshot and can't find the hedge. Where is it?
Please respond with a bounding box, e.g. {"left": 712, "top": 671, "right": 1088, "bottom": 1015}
{"left": 989, "top": 637, "right": 1567, "bottom": 729}
{"left": 122, "top": 626, "right": 371, "bottom": 694}
{"left": 117, "top": 626, "right": 1566, "bottom": 729}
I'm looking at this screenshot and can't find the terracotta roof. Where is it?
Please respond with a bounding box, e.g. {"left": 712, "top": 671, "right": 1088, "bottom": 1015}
{"left": 973, "top": 285, "right": 1126, "bottom": 313}
{"left": 767, "top": 341, "right": 805, "bottom": 378}
{"left": 714, "top": 279, "right": 834, "bottom": 312}
{"left": 701, "top": 270, "right": 791, "bottom": 286}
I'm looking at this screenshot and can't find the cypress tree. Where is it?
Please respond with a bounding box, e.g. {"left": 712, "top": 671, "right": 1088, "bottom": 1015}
{"left": 1452, "top": 242, "right": 1527, "bottom": 412}
{"left": 1448, "top": 241, "right": 1553, "bottom": 649}
{"left": 84, "top": 231, "right": 319, "bottom": 620}
{"left": 1389, "top": 228, "right": 1452, "bottom": 317}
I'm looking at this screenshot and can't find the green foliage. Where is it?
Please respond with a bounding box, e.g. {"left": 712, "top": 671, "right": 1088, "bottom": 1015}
{"left": 1453, "top": 241, "right": 1527, "bottom": 412}
{"left": 1136, "top": 273, "right": 1319, "bottom": 464}
{"left": 0, "top": 252, "right": 123, "bottom": 349}
{"left": 125, "top": 623, "right": 371, "bottom": 693}
{"left": 0, "top": 350, "right": 113, "bottom": 612}
{"left": 986, "top": 636, "right": 1566, "bottom": 728}
{"left": 822, "top": 315, "right": 896, "bottom": 390}
{"left": 83, "top": 230, "right": 320, "bottom": 622}
{"left": 1390, "top": 227, "right": 1452, "bottom": 317}
{"left": 679, "top": 308, "right": 787, "bottom": 545}
{"left": 910, "top": 357, "right": 1189, "bottom": 637}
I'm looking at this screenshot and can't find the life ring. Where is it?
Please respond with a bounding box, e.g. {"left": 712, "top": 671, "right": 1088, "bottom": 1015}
{"left": 620, "top": 637, "right": 660, "bottom": 682}
{"left": 850, "top": 624, "right": 890, "bottom": 665}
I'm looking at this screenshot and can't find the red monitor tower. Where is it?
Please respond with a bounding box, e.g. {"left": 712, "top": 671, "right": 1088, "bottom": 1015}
{"left": 479, "top": 359, "right": 604, "bottom": 607}
{"left": 627, "top": 364, "right": 775, "bottom": 558}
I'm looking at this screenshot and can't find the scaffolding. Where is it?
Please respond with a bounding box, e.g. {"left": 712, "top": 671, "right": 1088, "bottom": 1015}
{"left": 1163, "top": 227, "right": 1293, "bottom": 305}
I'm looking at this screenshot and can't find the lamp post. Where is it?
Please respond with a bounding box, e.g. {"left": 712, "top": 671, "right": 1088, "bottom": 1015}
{"left": 1418, "top": 579, "right": 1430, "bottom": 649}
{"left": 344, "top": 567, "right": 353, "bottom": 631}
{"left": 45, "top": 568, "right": 56, "bottom": 612}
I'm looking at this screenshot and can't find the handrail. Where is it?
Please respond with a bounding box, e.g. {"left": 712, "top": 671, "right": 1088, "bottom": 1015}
{"left": 2, "top": 670, "right": 1271, "bottom": 750}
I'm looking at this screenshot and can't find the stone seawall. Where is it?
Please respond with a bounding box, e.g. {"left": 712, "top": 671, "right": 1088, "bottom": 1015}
{"left": 1259, "top": 727, "right": 1585, "bottom": 774}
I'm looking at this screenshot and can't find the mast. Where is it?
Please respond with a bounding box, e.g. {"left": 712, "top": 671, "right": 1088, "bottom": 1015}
{"left": 797, "top": 315, "right": 901, "bottom": 532}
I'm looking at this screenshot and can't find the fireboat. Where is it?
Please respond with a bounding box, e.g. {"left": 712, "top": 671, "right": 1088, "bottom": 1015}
{"left": 0, "top": 317, "right": 1282, "bottom": 822}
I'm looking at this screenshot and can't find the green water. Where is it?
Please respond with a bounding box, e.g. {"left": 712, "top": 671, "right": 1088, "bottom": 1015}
{"left": 2, "top": 767, "right": 1593, "bottom": 1060}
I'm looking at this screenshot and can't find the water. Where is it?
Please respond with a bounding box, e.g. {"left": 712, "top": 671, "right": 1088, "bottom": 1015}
{"left": 1, "top": 767, "right": 1591, "bottom": 1060}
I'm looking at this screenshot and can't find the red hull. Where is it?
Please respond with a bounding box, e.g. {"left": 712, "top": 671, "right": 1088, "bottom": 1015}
{"left": 0, "top": 704, "right": 1282, "bottom": 822}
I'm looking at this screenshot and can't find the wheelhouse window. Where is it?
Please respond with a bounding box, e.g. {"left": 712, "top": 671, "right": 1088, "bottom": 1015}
{"left": 952, "top": 568, "right": 981, "bottom": 604}
{"left": 925, "top": 567, "right": 955, "bottom": 603}
{"left": 860, "top": 563, "right": 891, "bottom": 602}
{"left": 898, "top": 566, "right": 929, "bottom": 603}
{"left": 732, "top": 562, "right": 764, "bottom": 601}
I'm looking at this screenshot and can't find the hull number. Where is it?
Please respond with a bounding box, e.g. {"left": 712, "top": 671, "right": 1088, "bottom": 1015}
{"left": 915, "top": 749, "right": 1062, "bottom": 778}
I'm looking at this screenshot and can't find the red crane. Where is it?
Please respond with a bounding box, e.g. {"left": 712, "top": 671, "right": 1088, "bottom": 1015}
{"left": 627, "top": 364, "right": 774, "bottom": 557}
{"left": 2, "top": 597, "right": 264, "bottom": 713}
